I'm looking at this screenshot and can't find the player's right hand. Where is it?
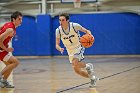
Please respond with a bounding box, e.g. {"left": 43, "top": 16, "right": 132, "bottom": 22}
{"left": 60, "top": 48, "right": 64, "bottom": 54}
{"left": 6, "top": 48, "right": 14, "bottom": 52}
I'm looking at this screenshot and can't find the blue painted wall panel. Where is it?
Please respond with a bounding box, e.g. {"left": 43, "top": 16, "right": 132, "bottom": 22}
{"left": 13, "top": 13, "right": 140, "bottom": 56}
{"left": 36, "top": 15, "right": 51, "bottom": 55}
{"left": 13, "top": 16, "right": 37, "bottom": 55}
{"left": 52, "top": 13, "right": 140, "bottom": 55}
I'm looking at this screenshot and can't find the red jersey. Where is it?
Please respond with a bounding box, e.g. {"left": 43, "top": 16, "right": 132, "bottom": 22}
{"left": 0, "top": 22, "right": 16, "bottom": 61}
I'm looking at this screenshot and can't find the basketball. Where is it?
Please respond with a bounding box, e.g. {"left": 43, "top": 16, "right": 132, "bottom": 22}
{"left": 80, "top": 34, "right": 94, "bottom": 48}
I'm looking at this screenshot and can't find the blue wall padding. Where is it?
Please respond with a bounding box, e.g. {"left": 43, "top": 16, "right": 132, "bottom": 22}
{"left": 36, "top": 15, "right": 51, "bottom": 55}
{"left": 13, "top": 16, "right": 37, "bottom": 55}
{"left": 52, "top": 13, "right": 140, "bottom": 55}
{"left": 13, "top": 15, "right": 52, "bottom": 56}
{"left": 13, "top": 13, "right": 140, "bottom": 56}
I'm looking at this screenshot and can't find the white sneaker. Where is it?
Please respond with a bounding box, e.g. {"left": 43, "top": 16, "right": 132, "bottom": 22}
{"left": 89, "top": 76, "right": 99, "bottom": 88}
{"left": 0, "top": 79, "right": 15, "bottom": 88}
{"left": 85, "top": 63, "right": 99, "bottom": 88}
{"left": 86, "top": 63, "right": 94, "bottom": 74}
{"left": 0, "top": 76, "right": 5, "bottom": 88}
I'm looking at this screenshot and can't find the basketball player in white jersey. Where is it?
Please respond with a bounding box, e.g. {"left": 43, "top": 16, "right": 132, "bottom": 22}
{"left": 55, "top": 13, "right": 98, "bottom": 87}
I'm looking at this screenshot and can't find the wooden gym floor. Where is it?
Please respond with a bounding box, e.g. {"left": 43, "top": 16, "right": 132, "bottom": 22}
{"left": 0, "top": 56, "right": 140, "bottom": 93}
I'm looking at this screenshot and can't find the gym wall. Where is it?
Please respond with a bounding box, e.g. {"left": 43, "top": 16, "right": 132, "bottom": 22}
{"left": 13, "top": 12, "right": 140, "bottom": 56}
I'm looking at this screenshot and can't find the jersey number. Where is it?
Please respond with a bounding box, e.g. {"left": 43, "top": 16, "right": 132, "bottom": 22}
{"left": 69, "top": 39, "right": 73, "bottom": 43}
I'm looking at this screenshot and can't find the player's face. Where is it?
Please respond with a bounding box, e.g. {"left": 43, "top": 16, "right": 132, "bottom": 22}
{"left": 59, "top": 16, "right": 68, "bottom": 27}
{"left": 13, "top": 16, "right": 22, "bottom": 27}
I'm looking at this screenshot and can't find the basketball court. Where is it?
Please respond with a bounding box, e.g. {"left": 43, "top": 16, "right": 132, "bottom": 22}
{"left": 0, "top": 56, "right": 140, "bottom": 93}
{"left": 0, "top": 0, "right": 140, "bottom": 93}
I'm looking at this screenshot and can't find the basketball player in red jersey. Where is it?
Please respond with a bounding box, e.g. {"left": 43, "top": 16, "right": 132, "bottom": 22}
{"left": 0, "top": 11, "right": 22, "bottom": 88}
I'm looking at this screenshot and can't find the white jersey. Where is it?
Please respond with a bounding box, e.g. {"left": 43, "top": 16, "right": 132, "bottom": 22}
{"left": 56, "top": 22, "right": 85, "bottom": 63}
{"left": 56, "top": 22, "right": 82, "bottom": 49}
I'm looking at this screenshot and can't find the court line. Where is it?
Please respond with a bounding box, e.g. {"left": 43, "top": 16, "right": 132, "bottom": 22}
{"left": 56, "top": 65, "right": 140, "bottom": 93}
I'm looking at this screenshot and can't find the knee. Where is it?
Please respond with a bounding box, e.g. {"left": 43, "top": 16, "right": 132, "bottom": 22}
{"left": 73, "top": 66, "right": 80, "bottom": 74}
{"left": 14, "top": 60, "right": 19, "bottom": 67}
{"left": 12, "top": 59, "right": 20, "bottom": 68}
{"left": 72, "top": 58, "right": 79, "bottom": 66}
{"left": 73, "top": 63, "right": 80, "bottom": 74}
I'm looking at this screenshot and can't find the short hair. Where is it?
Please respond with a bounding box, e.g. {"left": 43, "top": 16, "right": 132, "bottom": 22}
{"left": 11, "top": 11, "right": 22, "bottom": 22}
{"left": 59, "top": 13, "right": 69, "bottom": 21}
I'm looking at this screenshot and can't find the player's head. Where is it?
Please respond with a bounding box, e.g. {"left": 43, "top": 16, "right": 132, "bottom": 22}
{"left": 59, "top": 13, "right": 69, "bottom": 27}
{"left": 11, "top": 11, "right": 23, "bottom": 27}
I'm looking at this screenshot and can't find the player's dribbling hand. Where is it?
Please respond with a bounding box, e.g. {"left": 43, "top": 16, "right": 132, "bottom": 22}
{"left": 86, "top": 30, "right": 93, "bottom": 36}
{"left": 6, "top": 48, "right": 14, "bottom": 52}
{"left": 60, "top": 48, "right": 64, "bottom": 54}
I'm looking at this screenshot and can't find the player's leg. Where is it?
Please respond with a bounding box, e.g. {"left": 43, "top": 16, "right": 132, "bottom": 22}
{"left": 72, "top": 46, "right": 99, "bottom": 87}
{"left": 85, "top": 63, "right": 99, "bottom": 87}
{"left": 74, "top": 60, "right": 99, "bottom": 87}
{"left": 70, "top": 46, "right": 90, "bottom": 78}
{"left": 7, "top": 41, "right": 14, "bottom": 85}
{"left": 71, "top": 61, "right": 99, "bottom": 88}
{"left": 71, "top": 46, "right": 88, "bottom": 77}
{"left": 1, "top": 61, "right": 12, "bottom": 79}
{"left": 72, "top": 58, "right": 89, "bottom": 78}
{"left": 0, "top": 56, "right": 19, "bottom": 88}
{"left": 0, "top": 62, "right": 13, "bottom": 85}
{"left": 0, "top": 62, "right": 3, "bottom": 80}
{"left": 1, "top": 56, "right": 19, "bottom": 79}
